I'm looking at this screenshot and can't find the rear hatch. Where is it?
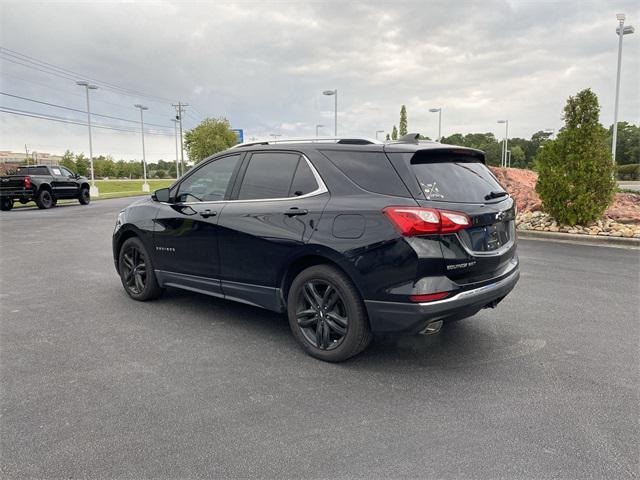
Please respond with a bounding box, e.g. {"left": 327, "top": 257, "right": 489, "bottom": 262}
{"left": 385, "top": 145, "right": 517, "bottom": 284}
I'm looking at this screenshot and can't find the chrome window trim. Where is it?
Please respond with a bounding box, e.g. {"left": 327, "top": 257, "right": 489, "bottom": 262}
{"left": 169, "top": 154, "right": 328, "bottom": 206}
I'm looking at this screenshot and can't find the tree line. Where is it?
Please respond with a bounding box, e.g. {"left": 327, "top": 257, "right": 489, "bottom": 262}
{"left": 386, "top": 105, "right": 639, "bottom": 170}
{"left": 57, "top": 150, "right": 179, "bottom": 179}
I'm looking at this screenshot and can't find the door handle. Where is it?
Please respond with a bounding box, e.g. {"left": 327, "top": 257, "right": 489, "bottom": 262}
{"left": 284, "top": 207, "right": 308, "bottom": 217}
{"left": 199, "top": 209, "right": 217, "bottom": 218}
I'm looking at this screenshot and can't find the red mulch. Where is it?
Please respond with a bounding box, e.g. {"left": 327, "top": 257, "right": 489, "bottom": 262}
{"left": 489, "top": 167, "right": 640, "bottom": 223}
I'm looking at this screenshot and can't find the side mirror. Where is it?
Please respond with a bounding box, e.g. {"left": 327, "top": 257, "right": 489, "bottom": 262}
{"left": 152, "top": 187, "right": 170, "bottom": 202}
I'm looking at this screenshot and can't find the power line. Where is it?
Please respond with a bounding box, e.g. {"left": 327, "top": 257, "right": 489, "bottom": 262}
{"left": 0, "top": 91, "right": 174, "bottom": 130}
{"left": 1, "top": 48, "right": 209, "bottom": 125}
{"left": 0, "top": 48, "right": 176, "bottom": 104}
{"left": 0, "top": 106, "right": 175, "bottom": 136}
{"left": 0, "top": 71, "right": 173, "bottom": 120}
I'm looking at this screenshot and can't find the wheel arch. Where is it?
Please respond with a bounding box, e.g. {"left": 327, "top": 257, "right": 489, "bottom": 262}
{"left": 279, "top": 247, "right": 366, "bottom": 306}
{"left": 114, "top": 225, "right": 153, "bottom": 270}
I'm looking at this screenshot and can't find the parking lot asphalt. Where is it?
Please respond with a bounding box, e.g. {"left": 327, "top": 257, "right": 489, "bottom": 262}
{"left": 1, "top": 197, "right": 639, "bottom": 479}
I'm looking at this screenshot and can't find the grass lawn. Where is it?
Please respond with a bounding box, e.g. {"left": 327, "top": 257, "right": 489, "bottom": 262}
{"left": 95, "top": 179, "right": 176, "bottom": 196}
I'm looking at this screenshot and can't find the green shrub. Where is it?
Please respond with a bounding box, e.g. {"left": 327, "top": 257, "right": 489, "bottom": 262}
{"left": 617, "top": 163, "right": 640, "bottom": 181}
{"left": 535, "top": 89, "right": 616, "bottom": 226}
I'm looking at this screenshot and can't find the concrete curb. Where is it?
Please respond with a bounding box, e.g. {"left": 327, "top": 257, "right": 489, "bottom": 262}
{"left": 517, "top": 229, "right": 640, "bottom": 248}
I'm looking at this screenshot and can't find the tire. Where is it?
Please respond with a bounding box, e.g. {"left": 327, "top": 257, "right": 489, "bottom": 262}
{"left": 0, "top": 198, "right": 13, "bottom": 211}
{"left": 35, "top": 189, "right": 53, "bottom": 209}
{"left": 118, "top": 237, "right": 162, "bottom": 301}
{"left": 287, "top": 264, "right": 372, "bottom": 362}
{"left": 79, "top": 187, "right": 90, "bottom": 205}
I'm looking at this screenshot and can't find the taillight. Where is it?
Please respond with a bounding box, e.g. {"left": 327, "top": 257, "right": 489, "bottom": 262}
{"left": 24, "top": 176, "right": 31, "bottom": 189}
{"left": 409, "top": 292, "right": 450, "bottom": 302}
{"left": 382, "top": 206, "right": 470, "bottom": 236}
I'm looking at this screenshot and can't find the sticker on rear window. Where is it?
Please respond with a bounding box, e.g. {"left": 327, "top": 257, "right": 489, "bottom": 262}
{"left": 420, "top": 181, "right": 444, "bottom": 200}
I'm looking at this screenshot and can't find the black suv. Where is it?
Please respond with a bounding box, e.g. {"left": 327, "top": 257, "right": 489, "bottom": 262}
{"left": 113, "top": 135, "right": 519, "bottom": 361}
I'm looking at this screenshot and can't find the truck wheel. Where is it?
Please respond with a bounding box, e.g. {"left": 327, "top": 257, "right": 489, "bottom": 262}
{"left": 287, "top": 264, "right": 372, "bottom": 362}
{"left": 35, "top": 189, "right": 53, "bottom": 209}
{"left": 0, "top": 198, "right": 13, "bottom": 211}
{"left": 118, "top": 237, "right": 163, "bottom": 301}
{"left": 79, "top": 187, "right": 90, "bottom": 205}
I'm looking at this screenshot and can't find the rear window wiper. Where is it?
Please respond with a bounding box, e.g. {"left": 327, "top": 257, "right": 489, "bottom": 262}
{"left": 485, "top": 190, "right": 508, "bottom": 200}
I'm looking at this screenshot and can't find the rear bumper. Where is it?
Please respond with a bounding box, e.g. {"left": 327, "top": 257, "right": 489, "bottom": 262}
{"left": 365, "top": 263, "right": 520, "bottom": 334}
{"left": 0, "top": 189, "right": 34, "bottom": 199}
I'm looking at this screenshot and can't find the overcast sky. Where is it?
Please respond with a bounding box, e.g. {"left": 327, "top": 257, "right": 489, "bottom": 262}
{"left": 1, "top": 0, "right": 639, "bottom": 161}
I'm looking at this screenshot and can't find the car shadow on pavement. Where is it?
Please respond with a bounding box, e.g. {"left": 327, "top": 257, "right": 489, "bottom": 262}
{"left": 153, "top": 287, "right": 532, "bottom": 372}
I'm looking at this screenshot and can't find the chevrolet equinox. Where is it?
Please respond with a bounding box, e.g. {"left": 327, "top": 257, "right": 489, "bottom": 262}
{"left": 113, "top": 134, "right": 520, "bottom": 361}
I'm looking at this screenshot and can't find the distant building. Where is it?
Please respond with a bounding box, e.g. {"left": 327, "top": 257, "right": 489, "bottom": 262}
{"left": 0, "top": 151, "right": 62, "bottom": 166}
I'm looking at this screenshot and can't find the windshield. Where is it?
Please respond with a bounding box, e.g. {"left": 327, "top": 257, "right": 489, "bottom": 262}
{"left": 409, "top": 153, "right": 506, "bottom": 204}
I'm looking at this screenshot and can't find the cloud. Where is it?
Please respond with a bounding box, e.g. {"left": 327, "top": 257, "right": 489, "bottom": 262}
{"left": 1, "top": 0, "right": 638, "bottom": 161}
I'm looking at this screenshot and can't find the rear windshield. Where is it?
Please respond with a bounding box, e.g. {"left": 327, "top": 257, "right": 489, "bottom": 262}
{"left": 409, "top": 151, "right": 505, "bottom": 203}
{"left": 15, "top": 166, "right": 49, "bottom": 175}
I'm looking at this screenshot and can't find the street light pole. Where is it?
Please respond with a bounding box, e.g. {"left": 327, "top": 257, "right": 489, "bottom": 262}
{"left": 429, "top": 108, "right": 442, "bottom": 141}
{"left": 134, "top": 104, "right": 150, "bottom": 192}
{"left": 612, "top": 13, "right": 635, "bottom": 163}
{"left": 323, "top": 89, "right": 338, "bottom": 136}
{"left": 497, "top": 120, "right": 509, "bottom": 167}
{"left": 316, "top": 124, "right": 324, "bottom": 137}
{"left": 171, "top": 118, "right": 180, "bottom": 179}
{"left": 76, "top": 81, "right": 99, "bottom": 197}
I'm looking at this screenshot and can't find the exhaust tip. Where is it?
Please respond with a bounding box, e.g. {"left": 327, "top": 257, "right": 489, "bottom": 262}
{"left": 420, "top": 320, "right": 443, "bottom": 335}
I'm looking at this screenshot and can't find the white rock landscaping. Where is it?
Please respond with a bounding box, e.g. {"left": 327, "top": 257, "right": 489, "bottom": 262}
{"left": 516, "top": 211, "right": 640, "bottom": 239}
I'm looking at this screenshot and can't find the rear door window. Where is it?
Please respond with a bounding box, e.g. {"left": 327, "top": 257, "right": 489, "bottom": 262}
{"left": 319, "top": 150, "right": 410, "bottom": 197}
{"left": 408, "top": 150, "right": 506, "bottom": 203}
{"left": 237, "top": 152, "right": 300, "bottom": 200}
{"left": 289, "top": 158, "right": 319, "bottom": 196}
{"left": 16, "top": 166, "right": 49, "bottom": 175}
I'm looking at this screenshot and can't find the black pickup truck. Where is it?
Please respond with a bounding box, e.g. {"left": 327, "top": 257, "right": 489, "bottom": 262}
{"left": 0, "top": 165, "right": 91, "bottom": 211}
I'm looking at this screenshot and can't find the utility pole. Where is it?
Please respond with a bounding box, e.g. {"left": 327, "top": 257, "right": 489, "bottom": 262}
{"left": 24, "top": 144, "right": 29, "bottom": 166}
{"left": 171, "top": 118, "right": 180, "bottom": 178}
{"left": 173, "top": 102, "right": 189, "bottom": 175}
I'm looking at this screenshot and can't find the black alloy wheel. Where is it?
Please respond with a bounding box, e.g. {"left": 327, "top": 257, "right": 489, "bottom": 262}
{"left": 288, "top": 265, "right": 372, "bottom": 362}
{"left": 118, "top": 237, "right": 162, "bottom": 301}
{"left": 296, "top": 280, "right": 348, "bottom": 350}
{"left": 0, "top": 198, "right": 13, "bottom": 211}
{"left": 36, "top": 190, "right": 53, "bottom": 209}
{"left": 79, "top": 187, "right": 90, "bottom": 205}
{"left": 121, "top": 244, "right": 147, "bottom": 295}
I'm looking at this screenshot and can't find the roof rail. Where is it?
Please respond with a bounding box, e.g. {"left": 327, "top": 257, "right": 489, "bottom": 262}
{"left": 231, "top": 136, "right": 383, "bottom": 149}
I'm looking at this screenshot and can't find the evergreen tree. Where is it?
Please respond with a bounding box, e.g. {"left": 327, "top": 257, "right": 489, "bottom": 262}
{"left": 399, "top": 105, "right": 408, "bottom": 136}
{"left": 391, "top": 125, "right": 398, "bottom": 140}
{"left": 535, "top": 89, "right": 615, "bottom": 225}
